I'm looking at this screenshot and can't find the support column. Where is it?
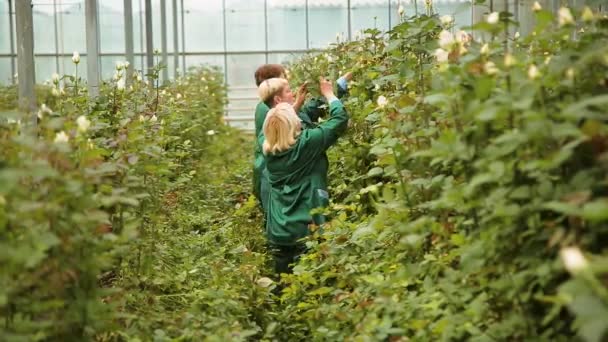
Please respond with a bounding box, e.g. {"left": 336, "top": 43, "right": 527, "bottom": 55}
{"left": 53, "top": 0, "right": 60, "bottom": 74}
{"left": 85, "top": 0, "right": 101, "bottom": 97}
{"left": 172, "top": 0, "right": 179, "bottom": 78}
{"left": 145, "top": 0, "right": 154, "bottom": 84}
{"left": 160, "top": 0, "right": 169, "bottom": 83}
{"left": 124, "top": 0, "right": 135, "bottom": 84}
{"left": 347, "top": 0, "right": 352, "bottom": 41}
{"left": 180, "top": 0, "right": 186, "bottom": 75}
{"left": 15, "top": 0, "right": 36, "bottom": 123}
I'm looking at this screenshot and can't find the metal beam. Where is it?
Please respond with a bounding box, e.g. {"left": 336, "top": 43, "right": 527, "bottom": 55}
{"left": 145, "top": 0, "right": 154, "bottom": 83}
{"left": 160, "top": 0, "right": 169, "bottom": 83}
{"left": 172, "top": 0, "right": 179, "bottom": 78}
{"left": 8, "top": 0, "right": 16, "bottom": 85}
{"left": 124, "top": 0, "right": 135, "bottom": 84}
{"left": 180, "top": 0, "right": 186, "bottom": 75}
{"left": 85, "top": 0, "right": 101, "bottom": 97}
{"left": 222, "top": 0, "right": 227, "bottom": 84}
{"left": 264, "top": 0, "right": 268, "bottom": 63}
{"left": 53, "top": 0, "right": 60, "bottom": 74}
{"left": 15, "top": 0, "right": 36, "bottom": 122}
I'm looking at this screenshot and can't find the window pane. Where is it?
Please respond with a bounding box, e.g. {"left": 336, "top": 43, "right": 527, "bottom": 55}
{"left": 184, "top": 0, "right": 224, "bottom": 52}
{"left": 185, "top": 54, "right": 225, "bottom": 76}
{"left": 225, "top": 0, "right": 265, "bottom": 52}
{"left": 351, "top": 0, "right": 390, "bottom": 35}
{"left": 267, "top": 52, "right": 304, "bottom": 66}
{"left": 33, "top": 6, "right": 56, "bottom": 53}
{"left": 226, "top": 53, "right": 264, "bottom": 88}
{"left": 308, "top": 1, "right": 348, "bottom": 49}
{"left": 58, "top": 2, "right": 86, "bottom": 54}
{"left": 0, "top": 0, "right": 11, "bottom": 53}
{"left": 0, "top": 57, "right": 12, "bottom": 85}
{"left": 99, "top": 0, "right": 125, "bottom": 54}
{"left": 34, "top": 56, "right": 57, "bottom": 83}
{"left": 267, "top": 6, "right": 306, "bottom": 50}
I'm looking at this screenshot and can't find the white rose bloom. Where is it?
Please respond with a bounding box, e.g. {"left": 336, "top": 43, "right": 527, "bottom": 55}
{"left": 398, "top": 4, "right": 405, "bottom": 17}
{"left": 560, "top": 247, "right": 588, "bottom": 275}
{"left": 486, "top": 12, "right": 500, "bottom": 24}
{"left": 176, "top": 93, "right": 182, "bottom": 99}
{"left": 54, "top": 131, "right": 69, "bottom": 144}
{"left": 480, "top": 43, "right": 490, "bottom": 55}
{"left": 581, "top": 7, "right": 594, "bottom": 22}
{"left": 139, "top": 115, "right": 146, "bottom": 122}
{"left": 566, "top": 68, "right": 575, "bottom": 80}
{"left": 533, "top": 1, "right": 542, "bottom": 11}
{"left": 116, "top": 61, "right": 124, "bottom": 70}
{"left": 256, "top": 277, "right": 274, "bottom": 288}
{"left": 434, "top": 48, "right": 449, "bottom": 63}
{"left": 558, "top": 7, "right": 574, "bottom": 26}
{"left": 514, "top": 31, "right": 520, "bottom": 39}
{"left": 438, "top": 30, "right": 455, "bottom": 49}
{"left": 116, "top": 78, "right": 125, "bottom": 90}
{"left": 76, "top": 115, "right": 91, "bottom": 133}
{"left": 52, "top": 87, "right": 60, "bottom": 97}
{"left": 206, "top": 130, "right": 216, "bottom": 136}
{"left": 150, "top": 115, "right": 158, "bottom": 123}
{"left": 528, "top": 64, "right": 540, "bottom": 80}
{"left": 72, "top": 51, "right": 80, "bottom": 64}
{"left": 484, "top": 61, "right": 499, "bottom": 75}
{"left": 374, "top": 83, "right": 380, "bottom": 91}
{"left": 52, "top": 73, "right": 60, "bottom": 84}
{"left": 504, "top": 53, "right": 516, "bottom": 67}
{"left": 377, "top": 95, "right": 388, "bottom": 108}
{"left": 456, "top": 30, "right": 470, "bottom": 44}
{"left": 440, "top": 15, "right": 454, "bottom": 26}
{"left": 124, "top": 61, "right": 130, "bottom": 69}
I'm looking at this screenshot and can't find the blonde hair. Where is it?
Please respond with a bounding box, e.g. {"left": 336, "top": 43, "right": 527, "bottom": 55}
{"left": 263, "top": 103, "right": 301, "bottom": 155}
{"left": 258, "top": 78, "right": 289, "bottom": 105}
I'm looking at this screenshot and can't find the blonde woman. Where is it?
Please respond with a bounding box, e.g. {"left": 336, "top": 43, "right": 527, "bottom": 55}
{"left": 251, "top": 64, "right": 351, "bottom": 210}
{"left": 262, "top": 77, "right": 349, "bottom": 275}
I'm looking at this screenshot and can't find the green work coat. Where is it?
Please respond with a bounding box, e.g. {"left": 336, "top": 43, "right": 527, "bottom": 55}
{"left": 252, "top": 83, "right": 348, "bottom": 205}
{"left": 263, "top": 99, "right": 349, "bottom": 246}
{"left": 252, "top": 98, "right": 325, "bottom": 205}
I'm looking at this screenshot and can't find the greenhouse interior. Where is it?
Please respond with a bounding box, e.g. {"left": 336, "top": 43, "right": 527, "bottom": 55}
{"left": 1, "top": 0, "right": 608, "bottom": 340}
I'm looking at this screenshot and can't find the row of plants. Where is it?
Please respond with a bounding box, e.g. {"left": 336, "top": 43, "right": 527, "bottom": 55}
{"left": 280, "top": 4, "right": 608, "bottom": 341}
{"left": 0, "top": 61, "right": 278, "bottom": 340}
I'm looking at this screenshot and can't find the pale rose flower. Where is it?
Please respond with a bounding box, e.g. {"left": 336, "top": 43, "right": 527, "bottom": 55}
{"left": 150, "top": 115, "right": 158, "bottom": 123}
{"left": 52, "top": 87, "right": 60, "bottom": 97}
{"left": 377, "top": 95, "right": 388, "bottom": 108}
{"left": 139, "top": 115, "right": 146, "bottom": 122}
{"left": 72, "top": 51, "right": 80, "bottom": 64}
{"left": 124, "top": 61, "right": 130, "bottom": 69}
{"left": 484, "top": 61, "right": 499, "bottom": 75}
{"left": 116, "top": 78, "right": 125, "bottom": 90}
{"left": 398, "top": 5, "right": 405, "bottom": 17}
{"left": 176, "top": 93, "right": 182, "bottom": 100}
{"left": 560, "top": 247, "right": 589, "bottom": 275}
{"left": 434, "top": 48, "right": 449, "bottom": 63}
{"left": 533, "top": 1, "right": 542, "bottom": 11}
{"left": 504, "top": 53, "right": 516, "bottom": 67}
{"left": 566, "top": 68, "right": 575, "bottom": 80}
{"left": 116, "top": 61, "right": 124, "bottom": 70}
{"left": 256, "top": 277, "right": 274, "bottom": 288}
{"left": 54, "top": 131, "right": 69, "bottom": 143}
{"left": 581, "top": 7, "right": 594, "bottom": 22}
{"left": 76, "top": 115, "right": 91, "bottom": 133}
{"left": 440, "top": 15, "right": 454, "bottom": 26}
{"left": 206, "top": 130, "right": 216, "bottom": 136}
{"left": 528, "top": 64, "right": 540, "bottom": 80}
{"left": 514, "top": 31, "right": 520, "bottom": 39}
{"left": 480, "top": 43, "right": 490, "bottom": 55}
{"left": 487, "top": 12, "right": 500, "bottom": 24}
{"left": 37, "top": 104, "right": 52, "bottom": 119}
{"left": 438, "top": 30, "right": 455, "bottom": 49}
{"left": 52, "top": 73, "right": 60, "bottom": 84}
{"left": 558, "top": 7, "right": 574, "bottom": 26}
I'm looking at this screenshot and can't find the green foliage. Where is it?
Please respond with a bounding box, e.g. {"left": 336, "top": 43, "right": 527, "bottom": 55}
{"left": 0, "top": 64, "right": 275, "bottom": 340}
{"left": 280, "top": 9, "right": 608, "bottom": 342}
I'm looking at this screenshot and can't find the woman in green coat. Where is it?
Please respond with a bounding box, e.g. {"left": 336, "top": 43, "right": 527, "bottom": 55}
{"left": 261, "top": 77, "right": 349, "bottom": 275}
